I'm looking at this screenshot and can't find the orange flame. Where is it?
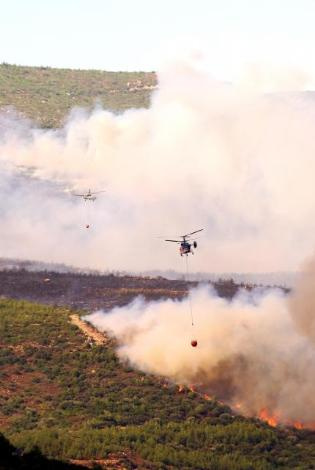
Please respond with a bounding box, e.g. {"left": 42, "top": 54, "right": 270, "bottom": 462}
{"left": 293, "top": 421, "right": 303, "bottom": 430}
{"left": 290, "top": 420, "right": 315, "bottom": 430}
{"left": 176, "top": 386, "right": 315, "bottom": 430}
{"left": 203, "top": 393, "right": 213, "bottom": 401}
{"left": 258, "top": 408, "right": 278, "bottom": 427}
{"left": 257, "top": 409, "right": 315, "bottom": 430}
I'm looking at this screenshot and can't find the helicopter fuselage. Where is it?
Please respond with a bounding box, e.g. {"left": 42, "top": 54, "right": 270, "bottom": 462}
{"left": 180, "top": 242, "right": 192, "bottom": 256}
{"left": 165, "top": 229, "right": 202, "bottom": 256}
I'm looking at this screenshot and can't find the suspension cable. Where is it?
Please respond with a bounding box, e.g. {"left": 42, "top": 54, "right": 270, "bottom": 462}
{"left": 185, "top": 255, "right": 194, "bottom": 326}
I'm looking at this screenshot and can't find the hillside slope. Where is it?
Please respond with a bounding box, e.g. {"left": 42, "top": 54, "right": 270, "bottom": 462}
{"left": 1, "top": 298, "right": 315, "bottom": 469}
{"left": 0, "top": 64, "right": 156, "bottom": 128}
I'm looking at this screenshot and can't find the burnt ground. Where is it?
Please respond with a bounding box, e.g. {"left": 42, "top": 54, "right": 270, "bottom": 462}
{"left": 0, "top": 269, "right": 244, "bottom": 312}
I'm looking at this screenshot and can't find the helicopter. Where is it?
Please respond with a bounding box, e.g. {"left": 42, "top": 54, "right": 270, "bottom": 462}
{"left": 73, "top": 189, "right": 106, "bottom": 201}
{"left": 165, "top": 229, "right": 204, "bottom": 256}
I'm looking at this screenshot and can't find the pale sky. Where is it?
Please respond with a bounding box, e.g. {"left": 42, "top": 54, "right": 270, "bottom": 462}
{"left": 1, "top": 0, "right": 315, "bottom": 79}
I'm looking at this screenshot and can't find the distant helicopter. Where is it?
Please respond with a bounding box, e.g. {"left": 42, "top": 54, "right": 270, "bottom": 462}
{"left": 165, "top": 229, "right": 204, "bottom": 256}
{"left": 73, "top": 189, "right": 106, "bottom": 201}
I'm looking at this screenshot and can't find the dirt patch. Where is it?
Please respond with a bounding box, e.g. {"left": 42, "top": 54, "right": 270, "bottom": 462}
{"left": 70, "top": 314, "right": 109, "bottom": 345}
{"left": 0, "top": 365, "right": 60, "bottom": 399}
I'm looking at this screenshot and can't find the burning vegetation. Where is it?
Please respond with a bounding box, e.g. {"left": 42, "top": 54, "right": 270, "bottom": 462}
{"left": 87, "top": 277, "right": 315, "bottom": 431}
{"left": 257, "top": 408, "right": 315, "bottom": 431}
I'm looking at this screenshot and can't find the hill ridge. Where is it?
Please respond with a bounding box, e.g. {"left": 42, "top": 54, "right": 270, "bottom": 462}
{"left": 0, "top": 63, "right": 156, "bottom": 128}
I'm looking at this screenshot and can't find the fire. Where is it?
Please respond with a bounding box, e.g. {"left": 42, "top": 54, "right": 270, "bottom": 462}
{"left": 290, "top": 420, "right": 315, "bottom": 430}
{"left": 203, "top": 393, "right": 213, "bottom": 401}
{"left": 257, "top": 409, "right": 315, "bottom": 430}
{"left": 176, "top": 387, "right": 315, "bottom": 430}
{"left": 293, "top": 421, "right": 303, "bottom": 430}
{"left": 258, "top": 408, "right": 278, "bottom": 427}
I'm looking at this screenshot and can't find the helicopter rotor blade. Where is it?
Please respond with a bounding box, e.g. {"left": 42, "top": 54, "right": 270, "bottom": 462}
{"left": 185, "top": 228, "right": 204, "bottom": 237}
{"left": 165, "top": 239, "right": 181, "bottom": 243}
{"left": 90, "top": 190, "right": 106, "bottom": 195}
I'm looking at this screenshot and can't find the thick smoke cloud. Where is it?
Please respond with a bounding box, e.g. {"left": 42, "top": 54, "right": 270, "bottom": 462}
{"left": 1, "top": 56, "right": 315, "bottom": 426}
{"left": 1, "top": 58, "right": 315, "bottom": 273}
{"left": 288, "top": 255, "right": 315, "bottom": 343}
{"left": 86, "top": 285, "right": 315, "bottom": 425}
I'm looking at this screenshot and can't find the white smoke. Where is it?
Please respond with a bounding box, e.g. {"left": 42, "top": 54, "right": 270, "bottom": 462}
{"left": 1, "top": 57, "right": 315, "bottom": 272}
{"left": 86, "top": 283, "right": 315, "bottom": 425}
{"left": 2, "top": 55, "right": 315, "bottom": 425}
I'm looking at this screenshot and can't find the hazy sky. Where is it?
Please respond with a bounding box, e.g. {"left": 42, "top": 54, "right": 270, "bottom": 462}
{"left": 1, "top": 0, "right": 315, "bottom": 78}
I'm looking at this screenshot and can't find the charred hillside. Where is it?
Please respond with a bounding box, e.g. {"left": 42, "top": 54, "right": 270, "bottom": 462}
{"left": 0, "top": 269, "right": 244, "bottom": 311}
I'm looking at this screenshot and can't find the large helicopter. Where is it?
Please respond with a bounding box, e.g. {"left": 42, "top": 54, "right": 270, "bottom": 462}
{"left": 73, "top": 189, "right": 106, "bottom": 201}
{"left": 165, "top": 229, "right": 204, "bottom": 256}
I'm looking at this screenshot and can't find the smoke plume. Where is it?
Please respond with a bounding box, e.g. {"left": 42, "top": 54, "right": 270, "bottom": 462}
{"left": 1, "top": 55, "right": 315, "bottom": 426}
{"left": 1, "top": 57, "right": 315, "bottom": 273}
{"left": 288, "top": 255, "right": 315, "bottom": 344}
{"left": 86, "top": 283, "right": 315, "bottom": 426}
